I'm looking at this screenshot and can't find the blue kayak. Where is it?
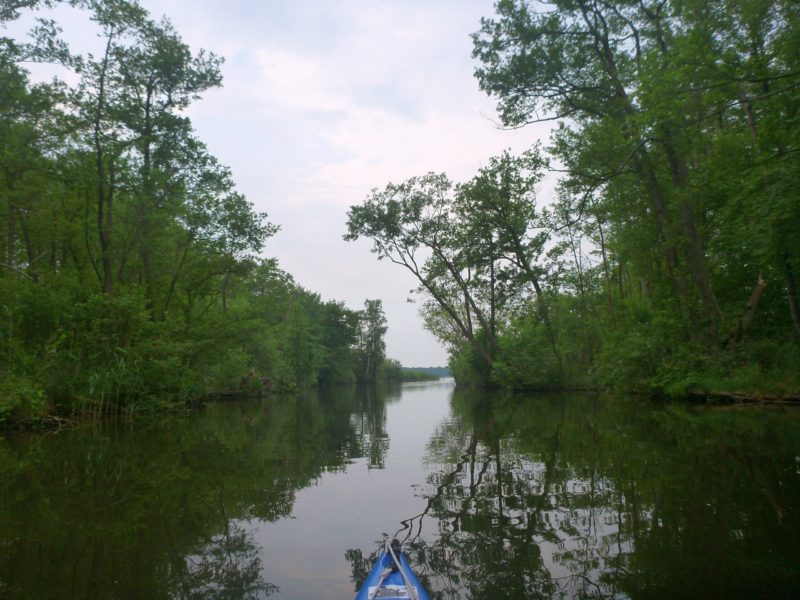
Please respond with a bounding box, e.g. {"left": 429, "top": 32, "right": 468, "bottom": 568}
{"left": 354, "top": 539, "right": 430, "bottom": 600}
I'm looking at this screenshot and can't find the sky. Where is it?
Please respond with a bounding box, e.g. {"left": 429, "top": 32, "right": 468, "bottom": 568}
{"left": 9, "top": 0, "right": 552, "bottom": 366}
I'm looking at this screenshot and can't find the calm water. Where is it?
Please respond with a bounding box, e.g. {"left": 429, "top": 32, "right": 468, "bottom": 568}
{"left": 1, "top": 381, "right": 800, "bottom": 599}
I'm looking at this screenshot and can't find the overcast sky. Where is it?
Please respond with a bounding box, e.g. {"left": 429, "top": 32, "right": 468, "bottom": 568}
{"left": 10, "top": 0, "right": 552, "bottom": 366}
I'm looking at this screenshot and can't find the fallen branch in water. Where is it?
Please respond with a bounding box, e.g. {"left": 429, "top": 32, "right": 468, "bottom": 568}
{"left": 687, "top": 388, "right": 800, "bottom": 405}
{"left": 4, "top": 414, "right": 78, "bottom": 434}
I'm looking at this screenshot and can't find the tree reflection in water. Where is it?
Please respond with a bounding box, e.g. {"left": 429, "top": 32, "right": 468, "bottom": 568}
{"left": 3, "top": 384, "right": 799, "bottom": 599}
{"left": 180, "top": 520, "right": 277, "bottom": 599}
{"left": 0, "top": 384, "right": 397, "bottom": 599}
{"left": 356, "top": 389, "right": 800, "bottom": 600}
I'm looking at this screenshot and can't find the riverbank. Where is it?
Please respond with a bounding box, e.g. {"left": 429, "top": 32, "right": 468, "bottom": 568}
{"left": 5, "top": 364, "right": 798, "bottom": 434}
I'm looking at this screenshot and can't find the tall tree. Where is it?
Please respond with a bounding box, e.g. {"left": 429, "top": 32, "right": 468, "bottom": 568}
{"left": 357, "top": 299, "right": 387, "bottom": 382}
{"left": 472, "top": 0, "right": 719, "bottom": 339}
{"left": 345, "top": 173, "right": 497, "bottom": 369}
{"left": 455, "top": 148, "right": 561, "bottom": 373}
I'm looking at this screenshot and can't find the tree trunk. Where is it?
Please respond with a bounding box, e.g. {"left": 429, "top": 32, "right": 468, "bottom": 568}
{"left": 728, "top": 274, "right": 767, "bottom": 345}
{"left": 5, "top": 172, "right": 15, "bottom": 268}
{"left": 662, "top": 88, "right": 722, "bottom": 342}
{"left": 578, "top": 1, "right": 697, "bottom": 327}
{"left": 163, "top": 239, "right": 191, "bottom": 318}
{"left": 435, "top": 246, "right": 496, "bottom": 348}
{"left": 640, "top": 278, "right": 652, "bottom": 299}
{"left": 419, "top": 275, "right": 494, "bottom": 368}
{"left": 84, "top": 188, "right": 101, "bottom": 286}
{"left": 512, "top": 240, "right": 563, "bottom": 376}
{"left": 138, "top": 81, "right": 155, "bottom": 312}
{"left": 6, "top": 202, "right": 14, "bottom": 269}
{"left": 633, "top": 152, "right": 690, "bottom": 307}
{"left": 680, "top": 199, "right": 721, "bottom": 339}
{"left": 99, "top": 160, "right": 115, "bottom": 294}
{"left": 393, "top": 245, "right": 495, "bottom": 368}
{"left": 221, "top": 269, "right": 231, "bottom": 314}
{"left": 489, "top": 242, "right": 496, "bottom": 339}
{"left": 784, "top": 250, "right": 800, "bottom": 340}
{"left": 597, "top": 218, "right": 615, "bottom": 324}
{"left": 739, "top": 92, "right": 759, "bottom": 146}
{"left": 567, "top": 222, "right": 594, "bottom": 362}
{"left": 95, "top": 28, "right": 115, "bottom": 295}
{"left": 18, "top": 213, "right": 38, "bottom": 282}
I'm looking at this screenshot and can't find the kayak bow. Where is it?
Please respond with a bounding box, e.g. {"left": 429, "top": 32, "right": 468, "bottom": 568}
{"left": 354, "top": 538, "right": 430, "bottom": 600}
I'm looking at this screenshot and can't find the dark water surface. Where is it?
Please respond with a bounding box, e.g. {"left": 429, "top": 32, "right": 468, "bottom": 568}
{"left": 2, "top": 381, "right": 800, "bottom": 599}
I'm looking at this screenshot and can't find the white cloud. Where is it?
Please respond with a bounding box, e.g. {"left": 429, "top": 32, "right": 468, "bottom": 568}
{"left": 252, "top": 47, "right": 355, "bottom": 113}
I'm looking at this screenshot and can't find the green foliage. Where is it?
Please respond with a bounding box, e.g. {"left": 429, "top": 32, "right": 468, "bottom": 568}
{"left": 376, "top": 360, "right": 443, "bottom": 382}
{"left": 315, "top": 299, "right": 359, "bottom": 384}
{"left": 589, "top": 301, "right": 691, "bottom": 392}
{"left": 348, "top": 0, "right": 800, "bottom": 396}
{"left": 397, "top": 370, "right": 438, "bottom": 382}
{"left": 0, "top": 375, "right": 45, "bottom": 422}
{"left": 490, "top": 310, "right": 563, "bottom": 390}
{"left": 662, "top": 340, "right": 800, "bottom": 399}
{"left": 449, "top": 338, "right": 492, "bottom": 387}
{"left": 0, "top": 3, "right": 393, "bottom": 427}
{"left": 354, "top": 299, "right": 387, "bottom": 382}
{"left": 377, "top": 358, "right": 402, "bottom": 381}
{"left": 345, "top": 149, "right": 559, "bottom": 385}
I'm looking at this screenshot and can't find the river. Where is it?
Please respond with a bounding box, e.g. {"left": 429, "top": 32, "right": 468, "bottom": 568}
{"left": 1, "top": 380, "right": 799, "bottom": 599}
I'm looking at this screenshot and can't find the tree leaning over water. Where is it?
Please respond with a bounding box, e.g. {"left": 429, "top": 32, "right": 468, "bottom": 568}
{"left": 349, "top": 0, "right": 800, "bottom": 393}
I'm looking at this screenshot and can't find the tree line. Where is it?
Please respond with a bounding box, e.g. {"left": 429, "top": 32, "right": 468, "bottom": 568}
{"left": 347, "top": 0, "right": 800, "bottom": 395}
{"left": 0, "top": 0, "right": 391, "bottom": 426}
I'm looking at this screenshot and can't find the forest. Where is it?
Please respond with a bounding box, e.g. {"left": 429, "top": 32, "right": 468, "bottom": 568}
{"left": 0, "top": 0, "right": 394, "bottom": 427}
{"left": 3, "top": 0, "right": 800, "bottom": 429}
{"left": 347, "top": 0, "right": 800, "bottom": 398}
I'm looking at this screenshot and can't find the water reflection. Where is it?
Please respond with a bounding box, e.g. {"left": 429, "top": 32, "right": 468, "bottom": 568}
{"left": 2, "top": 383, "right": 800, "bottom": 599}
{"left": 0, "top": 384, "right": 395, "bottom": 599}
{"left": 181, "top": 520, "right": 277, "bottom": 599}
{"left": 392, "top": 390, "right": 800, "bottom": 599}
